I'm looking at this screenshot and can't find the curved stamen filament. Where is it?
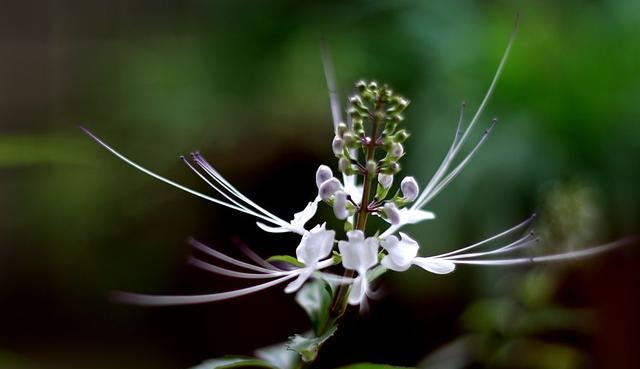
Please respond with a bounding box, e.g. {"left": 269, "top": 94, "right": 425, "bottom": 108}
{"left": 189, "top": 257, "right": 293, "bottom": 279}
{"left": 430, "top": 214, "right": 536, "bottom": 259}
{"left": 189, "top": 238, "right": 279, "bottom": 274}
{"left": 111, "top": 273, "right": 299, "bottom": 306}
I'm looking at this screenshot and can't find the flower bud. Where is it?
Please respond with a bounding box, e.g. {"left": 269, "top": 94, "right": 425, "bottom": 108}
{"left": 390, "top": 142, "right": 404, "bottom": 157}
{"left": 337, "top": 122, "right": 348, "bottom": 136}
{"left": 377, "top": 173, "right": 393, "bottom": 189}
{"left": 349, "top": 95, "right": 368, "bottom": 114}
{"left": 338, "top": 157, "right": 351, "bottom": 173}
{"left": 319, "top": 178, "right": 342, "bottom": 201}
{"left": 333, "top": 191, "right": 349, "bottom": 220}
{"left": 401, "top": 176, "right": 419, "bottom": 202}
{"left": 389, "top": 162, "right": 401, "bottom": 174}
{"left": 315, "top": 165, "right": 333, "bottom": 188}
{"left": 384, "top": 202, "right": 401, "bottom": 225}
{"left": 355, "top": 80, "right": 367, "bottom": 92}
{"left": 366, "top": 160, "right": 377, "bottom": 175}
{"left": 394, "top": 129, "right": 410, "bottom": 143}
{"left": 342, "top": 132, "right": 356, "bottom": 147}
{"left": 332, "top": 136, "right": 344, "bottom": 156}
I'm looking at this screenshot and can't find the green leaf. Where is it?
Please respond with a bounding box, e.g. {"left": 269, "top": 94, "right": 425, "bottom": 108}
{"left": 287, "top": 326, "right": 337, "bottom": 362}
{"left": 190, "top": 356, "right": 278, "bottom": 369}
{"left": 336, "top": 364, "right": 415, "bottom": 369}
{"left": 267, "top": 255, "right": 304, "bottom": 268}
{"left": 255, "top": 341, "right": 300, "bottom": 369}
{"left": 295, "top": 280, "right": 333, "bottom": 335}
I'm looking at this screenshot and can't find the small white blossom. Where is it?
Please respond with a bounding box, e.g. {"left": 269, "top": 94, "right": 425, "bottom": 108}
{"left": 381, "top": 233, "right": 455, "bottom": 274}
{"left": 338, "top": 230, "right": 379, "bottom": 306}
{"left": 285, "top": 224, "right": 336, "bottom": 293}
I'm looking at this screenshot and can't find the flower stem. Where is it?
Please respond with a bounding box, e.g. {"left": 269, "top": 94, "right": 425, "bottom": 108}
{"left": 304, "top": 101, "right": 383, "bottom": 369}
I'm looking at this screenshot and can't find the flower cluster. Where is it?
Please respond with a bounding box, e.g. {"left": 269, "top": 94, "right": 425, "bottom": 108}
{"left": 81, "top": 28, "right": 632, "bottom": 309}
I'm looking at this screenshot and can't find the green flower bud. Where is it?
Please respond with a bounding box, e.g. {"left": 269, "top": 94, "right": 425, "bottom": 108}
{"left": 366, "top": 160, "right": 377, "bottom": 175}
{"left": 393, "top": 129, "right": 410, "bottom": 143}
{"left": 338, "top": 157, "right": 351, "bottom": 173}
{"left": 337, "top": 122, "right": 348, "bottom": 136}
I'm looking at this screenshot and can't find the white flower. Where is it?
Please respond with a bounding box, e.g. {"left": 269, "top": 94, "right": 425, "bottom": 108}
{"left": 285, "top": 224, "right": 336, "bottom": 293}
{"left": 257, "top": 199, "right": 318, "bottom": 235}
{"left": 338, "top": 230, "right": 379, "bottom": 305}
{"left": 381, "top": 233, "right": 455, "bottom": 274}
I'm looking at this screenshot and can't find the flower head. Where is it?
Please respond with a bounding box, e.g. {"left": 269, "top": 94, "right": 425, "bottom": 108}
{"left": 81, "top": 20, "right": 635, "bottom": 311}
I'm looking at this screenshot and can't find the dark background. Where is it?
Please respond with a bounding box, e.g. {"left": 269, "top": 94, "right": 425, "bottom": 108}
{"left": 1, "top": 1, "right": 639, "bottom": 368}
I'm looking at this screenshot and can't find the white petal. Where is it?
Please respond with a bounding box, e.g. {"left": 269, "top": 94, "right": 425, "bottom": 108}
{"left": 412, "top": 257, "right": 456, "bottom": 274}
{"left": 296, "top": 225, "right": 335, "bottom": 265}
{"left": 290, "top": 199, "right": 319, "bottom": 230}
{"left": 339, "top": 233, "right": 378, "bottom": 271}
{"left": 256, "top": 221, "right": 291, "bottom": 234}
{"left": 381, "top": 255, "right": 411, "bottom": 272}
{"left": 383, "top": 232, "right": 420, "bottom": 267}
{"left": 284, "top": 268, "right": 314, "bottom": 294}
{"left": 399, "top": 208, "right": 435, "bottom": 224}
{"left": 347, "top": 275, "right": 368, "bottom": 305}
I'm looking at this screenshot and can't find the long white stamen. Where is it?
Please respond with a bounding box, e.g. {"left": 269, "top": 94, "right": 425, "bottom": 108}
{"left": 419, "top": 119, "right": 497, "bottom": 207}
{"left": 234, "top": 240, "right": 284, "bottom": 271}
{"left": 431, "top": 214, "right": 536, "bottom": 258}
{"left": 444, "top": 236, "right": 637, "bottom": 266}
{"left": 191, "top": 153, "right": 289, "bottom": 226}
{"left": 445, "top": 232, "right": 539, "bottom": 260}
{"left": 414, "top": 16, "right": 518, "bottom": 209}
{"left": 111, "top": 273, "right": 299, "bottom": 306}
{"left": 419, "top": 102, "right": 466, "bottom": 202}
{"left": 80, "top": 126, "right": 266, "bottom": 218}
{"left": 189, "top": 238, "right": 279, "bottom": 274}
{"left": 188, "top": 257, "right": 294, "bottom": 279}
{"left": 446, "top": 16, "right": 519, "bottom": 169}
{"left": 320, "top": 40, "right": 343, "bottom": 134}
{"left": 180, "top": 156, "right": 280, "bottom": 225}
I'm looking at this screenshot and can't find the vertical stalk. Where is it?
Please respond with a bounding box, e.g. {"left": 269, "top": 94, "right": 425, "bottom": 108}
{"left": 301, "top": 101, "right": 382, "bottom": 369}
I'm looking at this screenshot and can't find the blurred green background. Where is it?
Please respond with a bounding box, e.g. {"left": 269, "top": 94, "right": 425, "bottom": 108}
{"left": 1, "top": 1, "right": 639, "bottom": 368}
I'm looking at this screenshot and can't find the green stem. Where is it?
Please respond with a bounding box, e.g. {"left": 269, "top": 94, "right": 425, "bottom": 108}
{"left": 304, "top": 102, "right": 382, "bottom": 369}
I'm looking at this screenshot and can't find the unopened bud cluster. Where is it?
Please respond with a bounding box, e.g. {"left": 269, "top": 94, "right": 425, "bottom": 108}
{"left": 319, "top": 80, "right": 422, "bottom": 226}
{"left": 331, "top": 81, "right": 411, "bottom": 177}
